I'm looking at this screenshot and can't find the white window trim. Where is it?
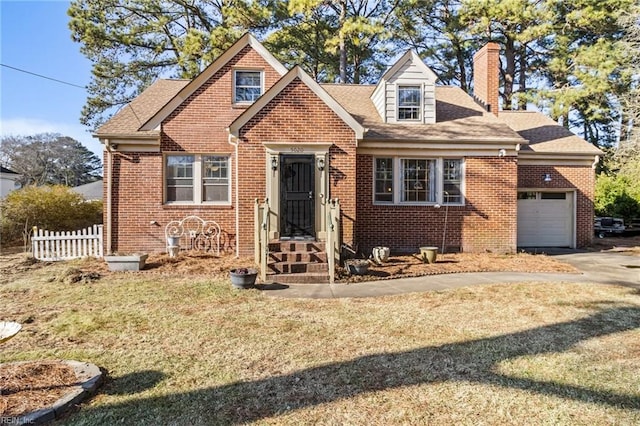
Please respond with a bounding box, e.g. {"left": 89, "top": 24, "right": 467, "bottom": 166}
{"left": 165, "top": 154, "right": 232, "bottom": 205}
{"left": 396, "top": 84, "right": 423, "bottom": 122}
{"left": 372, "top": 157, "right": 465, "bottom": 206}
{"left": 232, "top": 68, "right": 264, "bottom": 105}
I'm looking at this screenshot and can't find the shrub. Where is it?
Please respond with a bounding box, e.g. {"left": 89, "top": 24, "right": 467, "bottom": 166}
{"left": 594, "top": 174, "right": 640, "bottom": 224}
{"left": 0, "top": 185, "right": 102, "bottom": 249}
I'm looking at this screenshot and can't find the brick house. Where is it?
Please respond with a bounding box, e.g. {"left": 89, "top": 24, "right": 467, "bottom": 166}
{"left": 95, "top": 35, "right": 601, "bottom": 282}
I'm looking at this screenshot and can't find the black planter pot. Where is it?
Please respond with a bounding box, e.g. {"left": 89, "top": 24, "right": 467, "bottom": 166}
{"left": 230, "top": 268, "right": 258, "bottom": 289}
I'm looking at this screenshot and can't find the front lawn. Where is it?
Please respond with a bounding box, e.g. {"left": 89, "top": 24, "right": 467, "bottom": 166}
{"left": 1, "top": 254, "right": 639, "bottom": 424}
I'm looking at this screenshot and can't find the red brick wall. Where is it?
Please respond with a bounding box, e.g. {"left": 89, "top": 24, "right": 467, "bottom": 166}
{"left": 356, "top": 156, "right": 518, "bottom": 254}
{"left": 238, "top": 78, "right": 357, "bottom": 256}
{"left": 106, "top": 152, "right": 237, "bottom": 253}
{"left": 106, "top": 46, "right": 282, "bottom": 254}
{"left": 518, "top": 164, "right": 595, "bottom": 248}
{"left": 473, "top": 43, "right": 500, "bottom": 115}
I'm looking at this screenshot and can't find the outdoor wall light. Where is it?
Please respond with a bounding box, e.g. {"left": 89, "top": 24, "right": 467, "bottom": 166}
{"left": 271, "top": 156, "right": 278, "bottom": 171}
{"left": 543, "top": 173, "right": 552, "bottom": 182}
{"left": 498, "top": 148, "right": 506, "bottom": 157}
{"left": 316, "top": 157, "right": 325, "bottom": 171}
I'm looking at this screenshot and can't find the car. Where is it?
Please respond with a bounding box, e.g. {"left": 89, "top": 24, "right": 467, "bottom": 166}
{"left": 594, "top": 216, "right": 625, "bottom": 238}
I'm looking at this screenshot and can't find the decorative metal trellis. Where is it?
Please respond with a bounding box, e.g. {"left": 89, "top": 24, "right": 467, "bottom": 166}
{"left": 165, "top": 216, "right": 221, "bottom": 257}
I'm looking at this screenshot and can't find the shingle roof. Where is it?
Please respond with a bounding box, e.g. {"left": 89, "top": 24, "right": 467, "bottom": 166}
{"left": 72, "top": 179, "right": 103, "bottom": 201}
{"left": 96, "top": 77, "right": 599, "bottom": 157}
{"left": 95, "top": 79, "right": 189, "bottom": 137}
{"left": 321, "top": 84, "right": 525, "bottom": 142}
{"left": 498, "top": 111, "right": 602, "bottom": 154}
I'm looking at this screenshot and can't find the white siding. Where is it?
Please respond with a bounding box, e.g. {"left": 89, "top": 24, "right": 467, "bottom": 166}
{"left": 388, "top": 61, "right": 428, "bottom": 84}
{"left": 369, "top": 50, "right": 439, "bottom": 124}
{"left": 385, "top": 60, "right": 436, "bottom": 124}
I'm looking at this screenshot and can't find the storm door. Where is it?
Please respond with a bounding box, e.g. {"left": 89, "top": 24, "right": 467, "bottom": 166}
{"left": 280, "top": 155, "right": 315, "bottom": 239}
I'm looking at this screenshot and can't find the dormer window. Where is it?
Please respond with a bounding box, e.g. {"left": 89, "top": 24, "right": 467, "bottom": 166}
{"left": 398, "top": 86, "right": 421, "bottom": 121}
{"left": 234, "top": 70, "right": 263, "bottom": 104}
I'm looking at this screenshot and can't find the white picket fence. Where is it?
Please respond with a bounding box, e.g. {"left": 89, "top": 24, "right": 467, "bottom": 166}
{"left": 32, "top": 225, "right": 104, "bottom": 261}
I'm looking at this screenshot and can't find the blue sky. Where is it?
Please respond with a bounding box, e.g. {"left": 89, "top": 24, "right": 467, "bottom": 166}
{"left": 0, "top": 0, "right": 102, "bottom": 156}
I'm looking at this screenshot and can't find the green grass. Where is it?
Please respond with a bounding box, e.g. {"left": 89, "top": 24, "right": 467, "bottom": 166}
{"left": 1, "top": 255, "right": 640, "bottom": 425}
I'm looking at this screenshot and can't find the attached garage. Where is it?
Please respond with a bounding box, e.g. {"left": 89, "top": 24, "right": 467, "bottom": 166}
{"left": 517, "top": 191, "right": 574, "bottom": 247}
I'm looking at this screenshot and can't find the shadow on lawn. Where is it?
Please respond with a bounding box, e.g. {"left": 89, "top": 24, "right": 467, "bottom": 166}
{"left": 103, "top": 370, "right": 166, "bottom": 396}
{"left": 78, "top": 307, "right": 640, "bottom": 424}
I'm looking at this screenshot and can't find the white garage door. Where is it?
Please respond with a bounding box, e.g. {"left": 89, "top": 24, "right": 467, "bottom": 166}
{"left": 517, "top": 191, "right": 573, "bottom": 247}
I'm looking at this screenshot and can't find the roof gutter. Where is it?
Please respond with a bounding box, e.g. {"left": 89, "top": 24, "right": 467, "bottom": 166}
{"left": 96, "top": 133, "right": 159, "bottom": 141}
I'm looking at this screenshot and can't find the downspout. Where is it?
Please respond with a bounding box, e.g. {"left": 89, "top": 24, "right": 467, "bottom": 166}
{"left": 104, "top": 139, "right": 113, "bottom": 255}
{"left": 227, "top": 131, "right": 240, "bottom": 258}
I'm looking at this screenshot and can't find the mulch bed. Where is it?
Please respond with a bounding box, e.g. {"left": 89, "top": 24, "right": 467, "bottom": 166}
{"left": 338, "top": 251, "right": 579, "bottom": 283}
{"left": 0, "top": 361, "right": 78, "bottom": 418}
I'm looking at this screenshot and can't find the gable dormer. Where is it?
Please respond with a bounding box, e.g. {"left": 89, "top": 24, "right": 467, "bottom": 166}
{"left": 371, "top": 50, "right": 438, "bottom": 124}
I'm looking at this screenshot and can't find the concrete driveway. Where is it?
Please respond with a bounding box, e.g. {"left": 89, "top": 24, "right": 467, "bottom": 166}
{"left": 261, "top": 250, "right": 640, "bottom": 299}
{"left": 551, "top": 250, "right": 640, "bottom": 289}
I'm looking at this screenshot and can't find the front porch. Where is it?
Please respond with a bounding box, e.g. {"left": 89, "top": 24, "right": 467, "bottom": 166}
{"left": 255, "top": 198, "right": 341, "bottom": 284}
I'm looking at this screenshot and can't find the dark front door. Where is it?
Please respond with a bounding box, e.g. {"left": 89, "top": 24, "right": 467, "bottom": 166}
{"left": 280, "top": 155, "right": 315, "bottom": 239}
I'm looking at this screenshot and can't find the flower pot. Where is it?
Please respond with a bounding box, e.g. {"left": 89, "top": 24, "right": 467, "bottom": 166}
{"left": 420, "top": 247, "right": 438, "bottom": 264}
{"left": 230, "top": 268, "right": 258, "bottom": 289}
{"left": 372, "top": 246, "right": 390, "bottom": 264}
{"left": 104, "top": 254, "right": 148, "bottom": 271}
{"left": 347, "top": 261, "right": 370, "bottom": 275}
{"left": 166, "top": 236, "right": 181, "bottom": 257}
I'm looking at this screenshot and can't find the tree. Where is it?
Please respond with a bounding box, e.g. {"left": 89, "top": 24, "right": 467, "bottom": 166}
{"left": 538, "top": 0, "right": 634, "bottom": 147}
{"left": 268, "top": 0, "right": 398, "bottom": 83}
{"left": 265, "top": 3, "right": 341, "bottom": 82}
{"left": 0, "top": 134, "right": 102, "bottom": 187}
{"left": 594, "top": 174, "right": 640, "bottom": 223}
{"left": 68, "top": 0, "right": 273, "bottom": 129}
{"left": 393, "top": 0, "right": 477, "bottom": 92}
{"left": 615, "top": 1, "right": 640, "bottom": 180}
{"left": 460, "top": 0, "right": 554, "bottom": 110}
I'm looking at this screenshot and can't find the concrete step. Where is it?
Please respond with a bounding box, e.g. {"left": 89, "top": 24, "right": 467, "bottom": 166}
{"left": 266, "top": 272, "right": 330, "bottom": 284}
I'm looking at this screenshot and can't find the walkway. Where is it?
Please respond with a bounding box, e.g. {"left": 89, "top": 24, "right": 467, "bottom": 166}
{"left": 259, "top": 250, "right": 640, "bottom": 299}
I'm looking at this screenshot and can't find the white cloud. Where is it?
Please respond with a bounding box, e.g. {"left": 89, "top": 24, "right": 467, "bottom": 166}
{"left": 0, "top": 117, "right": 103, "bottom": 156}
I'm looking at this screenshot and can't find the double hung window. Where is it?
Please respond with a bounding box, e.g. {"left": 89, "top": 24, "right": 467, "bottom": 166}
{"left": 166, "top": 155, "right": 194, "bottom": 202}
{"left": 234, "top": 70, "right": 262, "bottom": 104}
{"left": 374, "top": 158, "right": 393, "bottom": 202}
{"left": 166, "top": 155, "right": 230, "bottom": 204}
{"left": 442, "top": 159, "right": 462, "bottom": 204}
{"left": 398, "top": 86, "right": 421, "bottom": 121}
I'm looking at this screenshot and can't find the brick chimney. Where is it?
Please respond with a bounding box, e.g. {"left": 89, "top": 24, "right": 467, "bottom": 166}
{"left": 473, "top": 42, "right": 500, "bottom": 115}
